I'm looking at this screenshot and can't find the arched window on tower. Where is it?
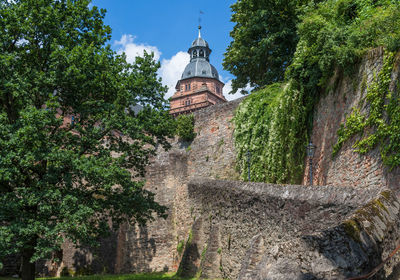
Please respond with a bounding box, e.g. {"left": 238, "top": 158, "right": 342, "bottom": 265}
{"left": 193, "top": 50, "right": 197, "bottom": 58}
{"left": 199, "top": 49, "right": 204, "bottom": 57}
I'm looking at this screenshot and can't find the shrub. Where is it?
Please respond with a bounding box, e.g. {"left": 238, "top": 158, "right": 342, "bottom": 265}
{"left": 176, "top": 114, "right": 196, "bottom": 142}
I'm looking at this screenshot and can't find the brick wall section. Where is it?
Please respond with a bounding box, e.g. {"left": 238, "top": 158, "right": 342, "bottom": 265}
{"left": 187, "top": 97, "right": 244, "bottom": 180}
{"left": 304, "top": 48, "right": 400, "bottom": 192}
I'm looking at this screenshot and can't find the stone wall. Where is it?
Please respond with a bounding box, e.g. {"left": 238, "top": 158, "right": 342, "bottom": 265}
{"left": 182, "top": 179, "right": 400, "bottom": 280}
{"left": 304, "top": 48, "right": 400, "bottom": 192}
{"left": 17, "top": 96, "right": 243, "bottom": 277}
{"left": 109, "top": 96, "right": 243, "bottom": 274}
{"left": 4, "top": 48, "right": 400, "bottom": 278}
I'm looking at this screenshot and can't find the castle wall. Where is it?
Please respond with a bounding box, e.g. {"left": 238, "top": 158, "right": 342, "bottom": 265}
{"left": 184, "top": 179, "right": 400, "bottom": 280}
{"left": 110, "top": 48, "right": 400, "bottom": 278}
{"left": 112, "top": 97, "right": 242, "bottom": 273}
{"left": 25, "top": 97, "right": 243, "bottom": 277}
{"left": 4, "top": 49, "right": 400, "bottom": 279}
{"left": 304, "top": 48, "right": 400, "bottom": 192}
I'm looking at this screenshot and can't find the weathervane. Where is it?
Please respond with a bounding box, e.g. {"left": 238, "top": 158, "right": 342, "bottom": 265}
{"left": 198, "top": 10, "right": 204, "bottom": 38}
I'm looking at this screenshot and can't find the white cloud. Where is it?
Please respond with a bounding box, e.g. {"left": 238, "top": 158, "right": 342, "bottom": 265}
{"left": 115, "top": 34, "right": 162, "bottom": 63}
{"left": 221, "top": 78, "right": 252, "bottom": 101}
{"left": 115, "top": 34, "right": 190, "bottom": 99}
{"left": 114, "top": 34, "right": 251, "bottom": 102}
{"left": 158, "top": 52, "right": 190, "bottom": 98}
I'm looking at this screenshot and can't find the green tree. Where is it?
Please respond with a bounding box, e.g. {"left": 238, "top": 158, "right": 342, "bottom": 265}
{"left": 223, "top": 0, "right": 311, "bottom": 93}
{"left": 175, "top": 114, "right": 196, "bottom": 142}
{"left": 231, "top": 0, "right": 400, "bottom": 185}
{"left": 0, "top": 1, "right": 175, "bottom": 279}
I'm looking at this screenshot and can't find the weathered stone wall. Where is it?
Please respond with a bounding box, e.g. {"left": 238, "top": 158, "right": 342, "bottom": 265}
{"left": 5, "top": 48, "right": 400, "bottom": 278}
{"left": 182, "top": 179, "right": 400, "bottom": 280}
{"left": 20, "top": 97, "right": 243, "bottom": 277}
{"left": 109, "top": 97, "right": 243, "bottom": 274}
{"left": 304, "top": 48, "right": 400, "bottom": 192}
{"left": 119, "top": 49, "right": 400, "bottom": 279}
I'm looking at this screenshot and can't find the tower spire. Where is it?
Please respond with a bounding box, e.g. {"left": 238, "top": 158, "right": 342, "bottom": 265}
{"left": 198, "top": 10, "right": 204, "bottom": 38}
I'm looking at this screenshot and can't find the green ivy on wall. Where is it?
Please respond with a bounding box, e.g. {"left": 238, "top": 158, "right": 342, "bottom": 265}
{"left": 232, "top": 0, "right": 400, "bottom": 184}
{"left": 233, "top": 83, "right": 282, "bottom": 183}
{"left": 233, "top": 82, "right": 308, "bottom": 184}
{"left": 333, "top": 51, "right": 400, "bottom": 168}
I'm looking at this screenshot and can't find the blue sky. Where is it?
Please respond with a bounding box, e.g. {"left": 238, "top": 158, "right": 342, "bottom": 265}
{"left": 91, "top": 0, "right": 244, "bottom": 100}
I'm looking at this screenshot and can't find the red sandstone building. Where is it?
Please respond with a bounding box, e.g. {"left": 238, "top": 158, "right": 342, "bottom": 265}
{"left": 169, "top": 27, "right": 227, "bottom": 116}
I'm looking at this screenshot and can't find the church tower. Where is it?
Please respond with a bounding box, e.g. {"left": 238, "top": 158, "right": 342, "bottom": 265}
{"left": 169, "top": 26, "right": 227, "bottom": 116}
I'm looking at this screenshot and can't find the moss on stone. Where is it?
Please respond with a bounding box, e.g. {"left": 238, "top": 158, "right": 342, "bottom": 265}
{"left": 351, "top": 192, "right": 395, "bottom": 241}
{"left": 177, "top": 240, "right": 185, "bottom": 255}
{"left": 195, "top": 244, "right": 208, "bottom": 279}
{"left": 343, "top": 219, "right": 361, "bottom": 243}
{"left": 187, "top": 229, "right": 193, "bottom": 245}
{"left": 362, "top": 198, "right": 386, "bottom": 221}
{"left": 375, "top": 198, "right": 388, "bottom": 214}
{"left": 360, "top": 72, "right": 368, "bottom": 94}
{"left": 201, "top": 244, "right": 208, "bottom": 260}
{"left": 381, "top": 190, "right": 392, "bottom": 200}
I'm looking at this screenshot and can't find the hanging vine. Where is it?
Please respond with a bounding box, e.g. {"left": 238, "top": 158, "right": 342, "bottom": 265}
{"left": 333, "top": 51, "right": 400, "bottom": 168}
{"left": 233, "top": 82, "right": 308, "bottom": 184}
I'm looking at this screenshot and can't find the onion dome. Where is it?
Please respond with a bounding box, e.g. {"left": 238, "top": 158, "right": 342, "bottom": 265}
{"left": 180, "top": 26, "right": 220, "bottom": 80}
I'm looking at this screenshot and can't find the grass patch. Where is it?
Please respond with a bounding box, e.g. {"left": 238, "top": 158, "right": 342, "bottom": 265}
{"left": 1, "top": 272, "right": 210, "bottom": 280}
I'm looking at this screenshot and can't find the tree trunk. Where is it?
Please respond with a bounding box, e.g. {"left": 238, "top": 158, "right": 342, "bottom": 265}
{"left": 21, "top": 247, "right": 35, "bottom": 280}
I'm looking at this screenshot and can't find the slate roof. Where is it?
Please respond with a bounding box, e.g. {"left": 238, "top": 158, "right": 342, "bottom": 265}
{"left": 180, "top": 28, "right": 220, "bottom": 81}
{"left": 181, "top": 58, "right": 219, "bottom": 80}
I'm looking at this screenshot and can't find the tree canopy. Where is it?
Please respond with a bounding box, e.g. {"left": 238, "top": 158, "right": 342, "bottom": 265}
{"left": 0, "top": 1, "right": 175, "bottom": 279}
{"left": 231, "top": 0, "right": 400, "bottom": 183}
{"left": 223, "top": 0, "right": 309, "bottom": 93}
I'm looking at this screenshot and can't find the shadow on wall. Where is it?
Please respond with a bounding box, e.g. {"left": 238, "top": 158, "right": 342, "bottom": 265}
{"left": 40, "top": 223, "right": 161, "bottom": 275}
{"left": 299, "top": 189, "right": 400, "bottom": 279}
{"left": 302, "top": 226, "right": 381, "bottom": 279}
{"left": 118, "top": 224, "right": 159, "bottom": 273}
{"left": 176, "top": 218, "right": 202, "bottom": 278}
{"left": 71, "top": 231, "right": 119, "bottom": 275}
